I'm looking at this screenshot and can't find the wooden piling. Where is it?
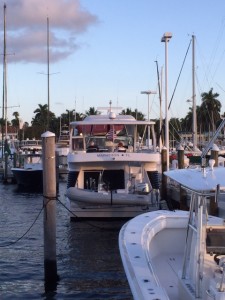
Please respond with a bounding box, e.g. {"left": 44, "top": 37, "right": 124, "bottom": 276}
{"left": 3, "top": 152, "right": 8, "bottom": 184}
{"left": 161, "top": 147, "right": 168, "bottom": 201}
{"left": 177, "top": 146, "right": 188, "bottom": 210}
{"left": 210, "top": 148, "right": 219, "bottom": 167}
{"left": 177, "top": 147, "right": 184, "bottom": 169}
{"left": 209, "top": 146, "right": 219, "bottom": 216}
{"left": 41, "top": 131, "right": 58, "bottom": 290}
{"left": 55, "top": 150, "right": 59, "bottom": 192}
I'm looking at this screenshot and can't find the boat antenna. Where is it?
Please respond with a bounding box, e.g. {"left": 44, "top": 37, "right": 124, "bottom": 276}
{"left": 97, "top": 101, "right": 122, "bottom": 114}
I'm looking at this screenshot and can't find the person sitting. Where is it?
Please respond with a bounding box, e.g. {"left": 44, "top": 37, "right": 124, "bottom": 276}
{"left": 117, "top": 142, "right": 126, "bottom": 152}
{"left": 87, "top": 141, "right": 99, "bottom": 152}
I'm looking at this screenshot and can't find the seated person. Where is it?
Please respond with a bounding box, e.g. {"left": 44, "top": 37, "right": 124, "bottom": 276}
{"left": 87, "top": 141, "right": 99, "bottom": 152}
{"left": 117, "top": 142, "right": 126, "bottom": 152}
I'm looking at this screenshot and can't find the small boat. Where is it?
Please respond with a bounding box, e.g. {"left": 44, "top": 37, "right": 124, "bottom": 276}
{"left": 119, "top": 167, "right": 225, "bottom": 299}
{"left": 66, "top": 106, "right": 161, "bottom": 219}
{"left": 19, "top": 138, "right": 42, "bottom": 152}
{"left": 11, "top": 153, "right": 43, "bottom": 190}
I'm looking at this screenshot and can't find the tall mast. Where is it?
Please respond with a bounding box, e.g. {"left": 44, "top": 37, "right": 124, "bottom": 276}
{"left": 155, "top": 60, "right": 163, "bottom": 150}
{"left": 192, "top": 35, "right": 197, "bottom": 150}
{"left": 3, "top": 3, "right": 7, "bottom": 139}
{"left": 47, "top": 16, "right": 50, "bottom": 130}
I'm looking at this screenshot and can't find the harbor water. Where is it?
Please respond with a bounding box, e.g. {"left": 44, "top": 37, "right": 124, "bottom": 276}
{"left": 0, "top": 181, "right": 132, "bottom": 299}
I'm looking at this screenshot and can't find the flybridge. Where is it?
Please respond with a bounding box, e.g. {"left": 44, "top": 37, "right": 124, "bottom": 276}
{"left": 70, "top": 114, "right": 156, "bottom": 126}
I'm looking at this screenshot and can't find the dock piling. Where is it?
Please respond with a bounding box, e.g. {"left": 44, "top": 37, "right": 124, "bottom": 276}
{"left": 161, "top": 147, "right": 168, "bottom": 201}
{"left": 41, "top": 131, "right": 58, "bottom": 291}
{"left": 177, "top": 146, "right": 188, "bottom": 210}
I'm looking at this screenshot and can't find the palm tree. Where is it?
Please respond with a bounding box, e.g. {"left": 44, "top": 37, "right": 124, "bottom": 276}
{"left": 85, "top": 107, "right": 100, "bottom": 116}
{"left": 32, "top": 104, "right": 55, "bottom": 136}
{"left": 11, "top": 111, "right": 20, "bottom": 140}
{"left": 32, "top": 104, "right": 48, "bottom": 125}
{"left": 200, "top": 88, "right": 221, "bottom": 133}
{"left": 11, "top": 111, "right": 20, "bottom": 127}
{"left": 121, "top": 108, "right": 145, "bottom": 120}
{"left": 181, "top": 107, "right": 193, "bottom": 133}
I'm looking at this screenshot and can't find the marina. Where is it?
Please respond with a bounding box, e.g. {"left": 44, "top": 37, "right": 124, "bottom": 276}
{"left": 0, "top": 1, "right": 225, "bottom": 299}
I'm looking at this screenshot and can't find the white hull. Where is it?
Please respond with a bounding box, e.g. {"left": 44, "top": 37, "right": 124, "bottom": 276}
{"left": 66, "top": 197, "right": 156, "bottom": 219}
{"left": 119, "top": 210, "right": 225, "bottom": 300}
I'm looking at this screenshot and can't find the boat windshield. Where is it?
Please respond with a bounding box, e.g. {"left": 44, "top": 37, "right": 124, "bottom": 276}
{"left": 70, "top": 121, "right": 157, "bottom": 153}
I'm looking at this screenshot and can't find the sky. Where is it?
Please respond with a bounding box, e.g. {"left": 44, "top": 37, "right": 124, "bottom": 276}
{"left": 0, "top": 0, "right": 225, "bottom": 125}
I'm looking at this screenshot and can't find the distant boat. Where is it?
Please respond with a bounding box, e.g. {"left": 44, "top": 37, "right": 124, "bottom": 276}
{"left": 19, "top": 139, "right": 42, "bottom": 152}
{"left": 66, "top": 107, "right": 161, "bottom": 220}
{"left": 119, "top": 167, "right": 225, "bottom": 299}
{"left": 11, "top": 153, "right": 43, "bottom": 191}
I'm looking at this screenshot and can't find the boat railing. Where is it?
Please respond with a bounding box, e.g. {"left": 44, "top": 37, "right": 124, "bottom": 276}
{"left": 181, "top": 185, "right": 225, "bottom": 298}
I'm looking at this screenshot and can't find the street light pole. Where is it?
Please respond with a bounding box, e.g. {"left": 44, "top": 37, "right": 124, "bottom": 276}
{"left": 141, "top": 90, "right": 157, "bottom": 148}
{"left": 161, "top": 32, "right": 172, "bottom": 170}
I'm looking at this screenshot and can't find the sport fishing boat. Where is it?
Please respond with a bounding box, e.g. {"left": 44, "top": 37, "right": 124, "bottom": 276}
{"left": 66, "top": 109, "right": 161, "bottom": 219}
{"left": 119, "top": 166, "right": 225, "bottom": 299}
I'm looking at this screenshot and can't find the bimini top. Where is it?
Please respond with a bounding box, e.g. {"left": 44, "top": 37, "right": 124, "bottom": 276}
{"left": 164, "top": 167, "right": 225, "bottom": 193}
{"left": 70, "top": 113, "right": 155, "bottom": 127}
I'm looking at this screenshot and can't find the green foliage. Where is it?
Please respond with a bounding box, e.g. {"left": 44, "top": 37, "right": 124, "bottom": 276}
{"left": 7, "top": 91, "right": 224, "bottom": 143}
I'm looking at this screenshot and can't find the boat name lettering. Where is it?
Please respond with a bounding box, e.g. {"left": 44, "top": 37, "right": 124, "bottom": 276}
{"left": 97, "top": 153, "right": 130, "bottom": 157}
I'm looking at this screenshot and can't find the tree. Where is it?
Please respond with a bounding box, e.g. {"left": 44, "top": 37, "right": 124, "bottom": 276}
{"left": 121, "top": 108, "right": 145, "bottom": 120}
{"left": 31, "top": 104, "right": 55, "bottom": 136}
{"left": 85, "top": 107, "right": 100, "bottom": 116}
{"left": 121, "top": 107, "right": 149, "bottom": 140}
{"left": 200, "top": 88, "right": 221, "bottom": 133}
{"left": 11, "top": 111, "right": 20, "bottom": 128}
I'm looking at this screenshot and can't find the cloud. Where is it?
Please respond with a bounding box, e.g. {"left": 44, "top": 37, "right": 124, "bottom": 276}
{"left": 0, "top": 0, "right": 99, "bottom": 64}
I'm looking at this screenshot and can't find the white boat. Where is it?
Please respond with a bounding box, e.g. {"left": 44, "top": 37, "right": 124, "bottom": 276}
{"left": 19, "top": 139, "right": 42, "bottom": 153}
{"left": 66, "top": 110, "right": 161, "bottom": 219}
{"left": 119, "top": 166, "right": 225, "bottom": 299}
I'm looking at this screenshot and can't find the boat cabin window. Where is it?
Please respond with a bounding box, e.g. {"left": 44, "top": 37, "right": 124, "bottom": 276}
{"left": 84, "top": 169, "right": 125, "bottom": 191}
{"left": 72, "top": 137, "right": 84, "bottom": 151}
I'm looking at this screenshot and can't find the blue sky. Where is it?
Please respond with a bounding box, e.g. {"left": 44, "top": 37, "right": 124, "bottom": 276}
{"left": 1, "top": 0, "right": 225, "bottom": 125}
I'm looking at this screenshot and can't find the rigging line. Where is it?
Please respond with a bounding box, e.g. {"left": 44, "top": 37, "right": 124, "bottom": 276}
{"left": 207, "top": 18, "right": 225, "bottom": 82}
{"left": 56, "top": 197, "right": 120, "bottom": 232}
{"left": 211, "top": 48, "right": 225, "bottom": 82}
{"left": 0, "top": 205, "right": 44, "bottom": 248}
{"left": 168, "top": 38, "right": 192, "bottom": 110}
{"left": 169, "top": 122, "right": 183, "bottom": 141}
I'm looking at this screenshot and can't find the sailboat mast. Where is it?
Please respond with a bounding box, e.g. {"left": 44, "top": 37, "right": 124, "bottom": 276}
{"left": 192, "top": 35, "right": 197, "bottom": 150}
{"left": 47, "top": 16, "right": 50, "bottom": 130}
{"left": 155, "top": 60, "right": 163, "bottom": 150}
{"left": 3, "top": 3, "right": 7, "bottom": 139}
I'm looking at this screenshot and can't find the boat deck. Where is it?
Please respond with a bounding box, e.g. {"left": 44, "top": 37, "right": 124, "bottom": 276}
{"left": 152, "top": 254, "right": 183, "bottom": 300}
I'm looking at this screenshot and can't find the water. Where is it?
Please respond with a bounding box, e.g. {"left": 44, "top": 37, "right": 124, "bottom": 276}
{"left": 0, "top": 181, "right": 132, "bottom": 299}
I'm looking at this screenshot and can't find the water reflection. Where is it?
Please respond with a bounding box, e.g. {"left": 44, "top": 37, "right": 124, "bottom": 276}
{"left": 0, "top": 182, "right": 131, "bottom": 299}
